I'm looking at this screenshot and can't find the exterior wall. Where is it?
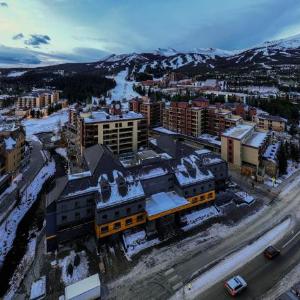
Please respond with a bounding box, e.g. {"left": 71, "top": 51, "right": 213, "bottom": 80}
{"left": 256, "top": 117, "right": 286, "bottom": 132}
{"left": 140, "top": 173, "right": 174, "bottom": 196}
{"left": 175, "top": 179, "right": 215, "bottom": 199}
{"left": 221, "top": 136, "right": 242, "bottom": 168}
{"left": 241, "top": 145, "right": 259, "bottom": 167}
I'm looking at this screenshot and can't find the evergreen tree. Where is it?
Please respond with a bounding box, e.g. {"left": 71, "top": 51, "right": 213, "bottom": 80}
{"left": 277, "top": 143, "right": 288, "bottom": 175}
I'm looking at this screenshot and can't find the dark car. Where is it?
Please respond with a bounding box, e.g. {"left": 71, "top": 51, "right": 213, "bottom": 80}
{"left": 263, "top": 246, "right": 280, "bottom": 259}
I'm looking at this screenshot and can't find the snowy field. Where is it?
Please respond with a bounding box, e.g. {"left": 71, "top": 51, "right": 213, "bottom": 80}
{"left": 0, "top": 160, "right": 55, "bottom": 267}
{"left": 58, "top": 250, "right": 89, "bottom": 286}
{"left": 22, "top": 109, "right": 68, "bottom": 138}
{"left": 106, "top": 70, "right": 140, "bottom": 109}
{"left": 172, "top": 218, "right": 291, "bottom": 299}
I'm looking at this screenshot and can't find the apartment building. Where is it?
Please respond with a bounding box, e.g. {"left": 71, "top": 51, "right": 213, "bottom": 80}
{"left": 163, "top": 101, "right": 242, "bottom": 137}
{"left": 17, "top": 89, "right": 60, "bottom": 110}
{"left": 0, "top": 123, "right": 26, "bottom": 175}
{"left": 70, "top": 105, "right": 148, "bottom": 157}
{"left": 163, "top": 102, "right": 205, "bottom": 137}
{"left": 221, "top": 123, "right": 269, "bottom": 176}
{"left": 253, "top": 114, "right": 287, "bottom": 132}
{"left": 129, "top": 97, "right": 164, "bottom": 127}
{"left": 45, "top": 138, "right": 228, "bottom": 251}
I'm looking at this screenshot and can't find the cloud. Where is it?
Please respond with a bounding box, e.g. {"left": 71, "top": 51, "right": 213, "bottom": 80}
{"left": 0, "top": 2, "right": 7, "bottom": 7}
{"left": 12, "top": 33, "right": 24, "bottom": 40}
{"left": 24, "top": 34, "right": 51, "bottom": 47}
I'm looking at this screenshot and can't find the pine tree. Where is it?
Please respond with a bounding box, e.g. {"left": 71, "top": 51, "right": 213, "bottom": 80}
{"left": 277, "top": 143, "right": 288, "bottom": 175}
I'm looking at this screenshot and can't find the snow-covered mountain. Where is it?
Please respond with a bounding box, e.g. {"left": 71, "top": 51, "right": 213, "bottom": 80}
{"left": 2, "top": 34, "right": 300, "bottom": 75}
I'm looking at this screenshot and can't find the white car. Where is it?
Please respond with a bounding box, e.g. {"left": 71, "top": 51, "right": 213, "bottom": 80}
{"left": 225, "top": 275, "right": 247, "bottom": 296}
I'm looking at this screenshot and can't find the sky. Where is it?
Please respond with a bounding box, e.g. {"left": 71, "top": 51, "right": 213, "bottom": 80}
{"left": 1, "top": 0, "right": 300, "bottom": 67}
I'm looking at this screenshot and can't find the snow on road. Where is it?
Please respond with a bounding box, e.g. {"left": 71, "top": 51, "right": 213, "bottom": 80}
{"left": 0, "top": 160, "right": 55, "bottom": 267}
{"left": 171, "top": 218, "right": 291, "bottom": 299}
{"left": 22, "top": 109, "right": 68, "bottom": 138}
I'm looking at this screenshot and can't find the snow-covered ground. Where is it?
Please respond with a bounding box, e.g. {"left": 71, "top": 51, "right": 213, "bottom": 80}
{"left": 6, "top": 71, "right": 27, "bottom": 77}
{"left": 171, "top": 218, "right": 291, "bottom": 299}
{"left": 122, "top": 230, "right": 160, "bottom": 259}
{"left": 0, "top": 160, "right": 55, "bottom": 267}
{"left": 106, "top": 70, "right": 140, "bottom": 109}
{"left": 55, "top": 147, "right": 67, "bottom": 160}
{"left": 4, "top": 233, "right": 37, "bottom": 300}
{"left": 58, "top": 250, "right": 89, "bottom": 286}
{"left": 235, "top": 191, "right": 255, "bottom": 204}
{"left": 22, "top": 109, "right": 68, "bottom": 139}
{"left": 181, "top": 207, "right": 221, "bottom": 231}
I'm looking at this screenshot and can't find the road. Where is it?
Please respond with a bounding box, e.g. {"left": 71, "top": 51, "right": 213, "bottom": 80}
{"left": 201, "top": 224, "right": 300, "bottom": 300}
{"left": 107, "top": 171, "right": 300, "bottom": 300}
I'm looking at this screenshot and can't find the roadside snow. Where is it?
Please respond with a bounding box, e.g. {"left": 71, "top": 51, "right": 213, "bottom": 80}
{"left": 235, "top": 191, "right": 255, "bottom": 204}
{"left": 0, "top": 159, "right": 55, "bottom": 267}
{"left": 4, "top": 234, "right": 37, "bottom": 300}
{"left": 22, "top": 109, "right": 68, "bottom": 138}
{"left": 171, "top": 218, "right": 291, "bottom": 299}
{"left": 55, "top": 147, "right": 67, "bottom": 160}
{"left": 123, "top": 230, "right": 160, "bottom": 259}
{"left": 181, "top": 207, "right": 221, "bottom": 231}
{"left": 59, "top": 250, "right": 89, "bottom": 286}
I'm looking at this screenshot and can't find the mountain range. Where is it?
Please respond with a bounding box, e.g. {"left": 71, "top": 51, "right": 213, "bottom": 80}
{"left": 2, "top": 34, "right": 300, "bottom": 77}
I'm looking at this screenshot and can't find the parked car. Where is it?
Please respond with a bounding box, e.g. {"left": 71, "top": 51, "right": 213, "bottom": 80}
{"left": 291, "top": 281, "right": 300, "bottom": 297}
{"left": 263, "top": 246, "right": 280, "bottom": 259}
{"left": 224, "top": 275, "right": 247, "bottom": 296}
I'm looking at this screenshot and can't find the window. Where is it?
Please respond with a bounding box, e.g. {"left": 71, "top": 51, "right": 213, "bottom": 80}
{"left": 114, "top": 222, "right": 121, "bottom": 229}
{"left": 103, "top": 124, "right": 109, "bottom": 129}
{"left": 208, "top": 192, "right": 214, "bottom": 199}
{"left": 128, "top": 122, "right": 133, "bottom": 126}
{"left": 193, "top": 188, "right": 196, "bottom": 193}
{"left": 75, "top": 212, "right": 80, "bottom": 219}
{"left": 102, "top": 214, "right": 107, "bottom": 220}
{"left": 185, "top": 191, "right": 188, "bottom": 196}
{"left": 74, "top": 201, "right": 79, "bottom": 208}
{"left": 137, "top": 204, "right": 143, "bottom": 210}
{"left": 61, "top": 215, "right": 67, "bottom": 221}
{"left": 101, "top": 226, "right": 108, "bottom": 233}
{"left": 126, "top": 218, "right": 133, "bottom": 225}
{"left": 115, "top": 211, "right": 119, "bottom": 217}
{"left": 137, "top": 215, "right": 144, "bottom": 222}
{"left": 126, "top": 207, "right": 131, "bottom": 214}
{"left": 87, "top": 208, "right": 92, "bottom": 215}
{"left": 201, "top": 195, "right": 206, "bottom": 201}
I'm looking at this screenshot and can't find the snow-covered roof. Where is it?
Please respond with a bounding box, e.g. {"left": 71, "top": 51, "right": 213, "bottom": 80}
{"left": 68, "top": 171, "right": 91, "bottom": 181}
{"left": 222, "top": 124, "right": 254, "bottom": 140}
{"left": 4, "top": 136, "right": 16, "bottom": 150}
{"left": 83, "top": 110, "right": 144, "bottom": 123}
{"left": 146, "top": 191, "right": 189, "bottom": 217}
{"left": 243, "top": 131, "right": 268, "bottom": 148}
{"left": 263, "top": 142, "right": 280, "bottom": 161}
{"left": 174, "top": 155, "right": 214, "bottom": 187}
{"left": 138, "top": 167, "right": 168, "bottom": 180}
{"left": 30, "top": 276, "right": 46, "bottom": 300}
{"left": 257, "top": 113, "right": 287, "bottom": 123}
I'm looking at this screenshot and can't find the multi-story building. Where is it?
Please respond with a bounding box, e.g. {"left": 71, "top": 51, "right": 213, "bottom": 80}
{"left": 253, "top": 114, "right": 287, "bottom": 132}
{"left": 17, "top": 89, "right": 60, "bottom": 110}
{"left": 163, "top": 102, "right": 205, "bottom": 137}
{"left": 221, "top": 123, "right": 269, "bottom": 176}
{"left": 163, "top": 101, "right": 242, "bottom": 137}
{"left": 68, "top": 104, "right": 148, "bottom": 157}
{"left": 0, "top": 123, "right": 26, "bottom": 175}
{"left": 129, "top": 97, "right": 164, "bottom": 127}
{"left": 45, "top": 138, "right": 228, "bottom": 251}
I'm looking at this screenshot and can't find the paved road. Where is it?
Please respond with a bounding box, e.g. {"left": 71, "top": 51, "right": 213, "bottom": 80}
{"left": 201, "top": 223, "right": 300, "bottom": 300}
{"left": 107, "top": 172, "right": 300, "bottom": 300}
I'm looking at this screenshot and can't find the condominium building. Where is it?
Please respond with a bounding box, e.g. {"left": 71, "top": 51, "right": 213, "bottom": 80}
{"left": 45, "top": 138, "right": 228, "bottom": 251}
{"left": 66, "top": 104, "right": 148, "bottom": 157}
{"left": 129, "top": 97, "right": 165, "bottom": 127}
{"left": 253, "top": 114, "right": 287, "bottom": 132}
{"left": 221, "top": 123, "right": 269, "bottom": 176}
{"left": 17, "top": 89, "right": 60, "bottom": 110}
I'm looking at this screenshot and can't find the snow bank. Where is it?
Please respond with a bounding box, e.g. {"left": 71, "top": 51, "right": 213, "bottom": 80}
{"left": 22, "top": 109, "right": 68, "bottom": 138}
{"left": 58, "top": 250, "right": 89, "bottom": 286}
{"left": 235, "top": 191, "right": 255, "bottom": 204}
{"left": 0, "top": 160, "right": 55, "bottom": 267}
{"left": 171, "top": 218, "right": 291, "bottom": 299}
{"left": 55, "top": 147, "right": 67, "bottom": 160}
{"left": 181, "top": 206, "right": 221, "bottom": 231}
{"left": 123, "top": 230, "right": 160, "bottom": 259}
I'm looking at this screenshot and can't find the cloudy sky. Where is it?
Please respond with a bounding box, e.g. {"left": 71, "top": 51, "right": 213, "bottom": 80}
{"left": 1, "top": 0, "right": 300, "bottom": 67}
